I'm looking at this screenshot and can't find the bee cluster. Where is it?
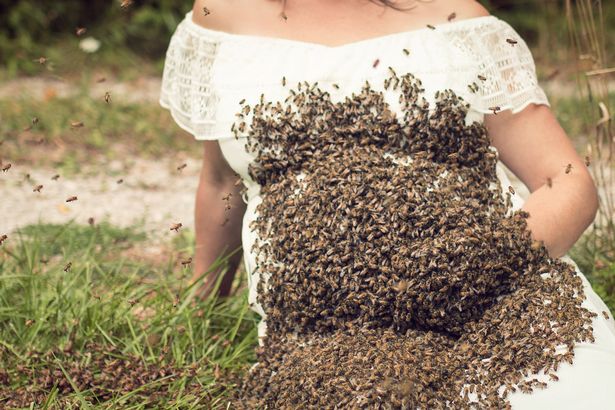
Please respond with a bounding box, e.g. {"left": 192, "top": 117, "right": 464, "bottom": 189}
{"left": 229, "top": 71, "right": 596, "bottom": 408}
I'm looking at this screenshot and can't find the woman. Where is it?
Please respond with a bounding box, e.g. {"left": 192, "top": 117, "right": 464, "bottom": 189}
{"left": 160, "top": 0, "right": 615, "bottom": 408}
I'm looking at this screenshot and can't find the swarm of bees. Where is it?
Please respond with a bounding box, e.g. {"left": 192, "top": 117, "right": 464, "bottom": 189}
{"left": 229, "top": 69, "right": 597, "bottom": 408}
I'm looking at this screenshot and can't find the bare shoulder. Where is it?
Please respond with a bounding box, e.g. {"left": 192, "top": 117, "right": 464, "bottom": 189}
{"left": 191, "top": 0, "right": 235, "bottom": 31}
{"left": 437, "top": 0, "right": 491, "bottom": 20}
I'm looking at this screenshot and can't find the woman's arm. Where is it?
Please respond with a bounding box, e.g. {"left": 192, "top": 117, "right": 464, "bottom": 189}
{"left": 193, "top": 140, "right": 247, "bottom": 299}
{"left": 485, "top": 104, "right": 599, "bottom": 259}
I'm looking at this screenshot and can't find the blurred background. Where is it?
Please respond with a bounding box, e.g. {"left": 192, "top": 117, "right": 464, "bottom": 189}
{"left": 0, "top": 0, "right": 613, "bottom": 407}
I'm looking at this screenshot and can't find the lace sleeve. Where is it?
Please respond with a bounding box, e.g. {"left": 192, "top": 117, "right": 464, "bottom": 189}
{"left": 159, "top": 18, "right": 228, "bottom": 140}
{"left": 473, "top": 20, "right": 550, "bottom": 115}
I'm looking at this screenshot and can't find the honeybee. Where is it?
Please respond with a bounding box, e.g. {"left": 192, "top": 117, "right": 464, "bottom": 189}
{"left": 34, "top": 56, "right": 48, "bottom": 65}
{"left": 239, "top": 98, "right": 246, "bottom": 105}
{"left": 64, "top": 262, "right": 72, "bottom": 272}
{"left": 203, "top": 6, "right": 211, "bottom": 16}
{"left": 25, "top": 319, "right": 35, "bottom": 327}
{"left": 88, "top": 217, "right": 95, "bottom": 225}
{"left": 66, "top": 196, "right": 78, "bottom": 202}
{"left": 170, "top": 222, "right": 183, "bottom": 232}
{"left": 426, "top": 24, "right": 436, "bottom": 30}
{"left": 70, "top": 121, "right": 84, "bottom": 128}
{"left": 565, "top": 163, "right": 572, "bottom": 174}
{"left": 128, "top": 298, "right": 138, "bottom": 306}
{"left": 181, "top": 257, "right": 192, "bottom": 266}
{"left": 373, "top": 58, "right": 380, "bottom": 68}
{"left": 96, "top": 77, "right": 106, "bottom": 83}
{"left": 221, "top": 217, "right": 230, "bottom": 226}
{"left": 467, "top": 82, "right": 479, "bottom": 93}
{"left": 173, "top": 294, "right": 180, "bottom": 308}
{"left": 549, "top": 373, "right": 559, "bottom": 382}
{"left": 120, "top": 0, "right": 133, "bottom": 9}
{"left": 447, "top": 12, "right": 457, "bottom": 21}
{"left": 546, "top": 177, "right": 553, "bottom": 188}
{"left": 33, "top": 184, "right": 43, "bottom": 192}
{"left": 489, "top": 106, "right": 501, "bottom": 115}
{"left": 104, "top": 91, "right": 111, "bottom": 104}
{"left": 282, "top": 76, "right": 286, "bottom": 86}
{"left": 51, "top": 174, "right": 60, "bottom": 181}
{"left": 478, "top": 74, "right": 487, "bottom": 81}
{"left": 76, "top": 27, "right": 87, "bottom": 36}
{"left": 402, "top": 48, "right": 410, "bottom": 56}
{"left": 1, "top": 163, "right": 11, "bottom": 172}
{"left": 584, "top": 155, "right": 591, "bottom": 166}
{"left": 602, "top": 311, "right": 610, "bottom": 320}
{"left": 506, "top": 38, "right": 518, "bottom": 45}
{"left": 177, "top": 163, "right": 187, "bottom": 171}
{"left": 280, "top": 11, "right": 288, "bottom": 21}
{"left": 0, "top": 234, "right": 7, "bottom": 245}
{"left": 508, "top": 185, "right": 515, "bottom": 195}
{"left": 332, "top": 83, "right": 340, "bottom": 90}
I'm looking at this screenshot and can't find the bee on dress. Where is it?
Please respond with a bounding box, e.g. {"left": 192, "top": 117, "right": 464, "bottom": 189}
{"left": 508, "top": 185, "right": 515, "bottom": 195}
{"left": 177, "top": 163, "right": 187, "bottom": 172}
{"left": 373, "top": 58, "right": 380, "bottom": 68}
{"left": 506, "top": 38, "right": 518, "bottom": 45}
{"left": 489, "top": 106, "right": 501, "bottom": 115}
{"left": 426, "top": 24, "right": 436, "bottom": 30}
{"left": 51, "top": 174, "right": 60, "bottom": 181}
{"left": 170, "top": 222, "right": 183, "bottom": 232}
{"left": 402, "top": 48, "right": 410, "bottom": 56}
{"left": 282, "top": 76, "right": 287, "bottom": 87}
{"left": 66, "top": 196, "right": 78, "bottom": 202}
{"left": 467, "top": 82, "right": 479, "bottom": 93}
{"left": 478, "top": 74, "right": 487, "bottom": 81}
{"left": 332, "top": 83, "right": 340, "bottom": 90}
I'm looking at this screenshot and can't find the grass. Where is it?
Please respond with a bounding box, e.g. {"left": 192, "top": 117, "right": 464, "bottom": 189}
{"left": 0, "top": 95, "right": 199, "bottom": 176}
{"left": 0, "top": 222, "right": 258, "bottom": 409}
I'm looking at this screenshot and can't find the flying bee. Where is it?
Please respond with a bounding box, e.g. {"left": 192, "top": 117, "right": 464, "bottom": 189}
{"left": 508, "top": 185, "right": 515, "bottom": 195}
{"left": 202, "top": 6, "right": 211, "bottom": 16}
{"left": 447, "top": 12, "right": 457, "bottom": 21}
{"left": 33, "top": 184, "right": 43, "bottom": 192}
{"left": 181, "top": 257, "right": 192, "bottom": 267}
{"left": 602, "top": 310, "right": 610, "bottom": 320}
{"left": 585, "top": 155, "right": 591, "bottom": 166}
{"left": 332, "top": 83, "right": 340, "bottom": 90}
{"left": 40, "top": 256, "right": 48, "bottom": 264}
{"left": 34, "top": 56, "right": 48, "bottom": 65}
{"left": 402, "top": 48, "right": 410, "bottom": 56}
{"left": 239, "top": 98, "right": 246, "bottom": 105}
{"left": 51, "top": 174, "right": 60, "bottom": 181}
{"left": 70, "top": 121, "right": 84, "bottom": 128}
{"left": 76, "top": 27, "right": 87, "bottom": 36}
{"left": 177, "top": 163, "right": 187, "bottom": 171}
{"left": 426, "top": 24, "right": 436, "bottom": 30}
{"left": 116, "top": 178, "right": 123, "bottom": 184}
{"left": 63, "top": 262, "right": 72, "bottom": 272}
{"left": 280, "top": 11, "right": 288, "bottom": 21}
{"left": 0, "top": 234, "right": 7, "bottom": 245}
{"left": 120, "top": 0, "right": 133, "bottom": 9}
{"left": 128, "top": 298, "right": 138, "bottom": 306}
{"left": 25, "top": 173, "right": 30, "bottom": 180}
{"left": 506, "top": 38, "right": 518, "bottom": 45}
{"left": 96, "top": 77, "right": 106, "bottom": 83}
{"left": 1, "top": 163, "right": 11, "bottom": 172}
{"left": 565, "top": 163, "right": 572, "bottom": 174}
{"left": 66, "top": 196, "right": 78, "bottom": 202}
{"left": 489, "top": 106, "right": 501, "bottom": 115}
{"left": 546, "top": 177, "right": 553, "bottom": 188}
{"left": 282, "top": 76, "right": 286, "bottom": 86}
{"left": 104, "top": 91, "right": 111, "bottom": 104}
{"left": 478, "top": 74, "right": 487, "bottom": 81}
{"left": 170, "top": 222, "right": 183, "bottom": 232}
{"left": 173, "top": 294, "right": 180, "bottom": 308}
{"left": 373, "top": 58, "right": 380, "bottom": 68}
{"left": 25, "top": 319, "right": 35, "bottom": 327}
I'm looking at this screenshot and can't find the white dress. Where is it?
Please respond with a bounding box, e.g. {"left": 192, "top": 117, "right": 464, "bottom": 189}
{"left": 160, "top": 11, "right": 615, "bottom": 408}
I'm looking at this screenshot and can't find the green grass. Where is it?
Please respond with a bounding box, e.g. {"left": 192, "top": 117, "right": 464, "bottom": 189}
{"left": 0, "top": 222, "right": 258, "bottom": 409}
{"left": 0, "top": 95, "right": 199, "bottom": 175}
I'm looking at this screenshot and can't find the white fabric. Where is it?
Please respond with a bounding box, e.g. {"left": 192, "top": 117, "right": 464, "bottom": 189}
{"left": 160, "top": 11, "right": 615, "bottom": 408}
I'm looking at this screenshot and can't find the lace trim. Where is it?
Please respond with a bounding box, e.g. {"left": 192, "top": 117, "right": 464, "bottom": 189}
{"left": 159, "top": 18, "right": 231, "bottom": 140}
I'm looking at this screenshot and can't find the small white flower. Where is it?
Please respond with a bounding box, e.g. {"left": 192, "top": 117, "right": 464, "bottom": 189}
{"left": 79, "top": 37, "right": 101, "bottom": 53}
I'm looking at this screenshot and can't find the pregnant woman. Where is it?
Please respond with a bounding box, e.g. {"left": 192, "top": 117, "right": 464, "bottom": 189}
{"left": 160, "top": 0, "right": 615, "bottom": 408}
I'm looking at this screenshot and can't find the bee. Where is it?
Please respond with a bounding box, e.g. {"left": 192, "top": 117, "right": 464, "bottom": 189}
{"left": 34, "top": 56, "right": 48, "bottom": 65}
{"left": 239, "top": 98, "right": 246, "bottom": 105}
{"left": 282, "top": 76, "right": 286, "bottom": 86}
{"left": 173, "top": 294, "right": 180, "bottom": 308}
{"left": 25, "top": 319, "right": 35, "bottom": 327}
{"left": 221, "top": 217, "right": 230, "bottom": 226}
{"left": 222, "top": 192, "right": 232, "bottom": 201}
{"left": 51, "top": 174, "right": 60, "bottom": 181}
{"left": 584, "top": 155, "right": 591, "bottom": 166}
{"left": 117, "top": 178, "right": 123, "bottom": 184}
{"left": 96, "top": 77, "right": 106, "bottom": 83}
{"left": 489, "top": 106, "right": 501, "bottom": 115}
{"left": 565, "top": 163, "right": 572, "bottom": 174}
{"left": 177, "top": 163, "right": 187, "bottom": 172}
{"left": 478, "top": 74, "right": 487, "bottom": 81}
{"left": 467, "top": 82, "right": 479, "bottom": 93}
{"left": 25, "top": 173, "right": 31, "bottom": 180}
{"left": 447, "top": 12, "right": 457, "bottom": 21}
{"left": 373, "top": 58, "right": 380, "bottom": 68}
{"left": 88, "top": 217, "right": 95, "bottom": 225}
{"left": 602, "top": 311, "right": 610, "bottom": 320}
{"left": 280, "top": 11, "right": 288, "bottom": 21}
{"left": 546, "top": 177, "right": 553, "bottom": 188}
{"left": 506, "top": 38, "right": 518, "bottom": 45}
{"left": 24, "top": 116, "right": 39, "bottom": 131}
{"left": 508, "top": 185, "right": 515, "bottom": 195}
{"left": 33, "top": 184, "right": 43, "bottom": 192}
{"left": 203, "top": 6, "right": 211, "bottom": 16}
{"left": 40, "top": 256, "right": 49, "bottom": 264}
{"left": 426, "top": 24, "right": 436, "bottom": 30}
{"left": 1, "top": 163, "right": 11, "bottom": 172}
{"left": 63, "top": 262, "right": 72, "bottom": 272}
{"left": 76, "top": 27, "right": 87, "bottom": 36}
{"left": 170, "top": 222, "right": 183, "bottom": 232}
{"left": 181, "top": 257, "right": 192, "bottom": 266}
{"left": 128, "top": 298, "right": 138, "bottom": 306}
{"left": 70, "top": 121, "right": 84, "bottom": 128}
{"left": 120, "top": 0, "right": 133, "bottom": 9}
{"left": 402, "top": 48, "right": 410, "bottom": 56}
{"left": 66, "top": 196, "right": 78, "bottom": 202}
{"left": 0, "top": 234, "right": 7, "bottom": 245}
{"left": 104, "top": 91, "right": 111, "bottom": 104}
{"left": 332, "top": 83, "right": 340, "bottom": 90}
